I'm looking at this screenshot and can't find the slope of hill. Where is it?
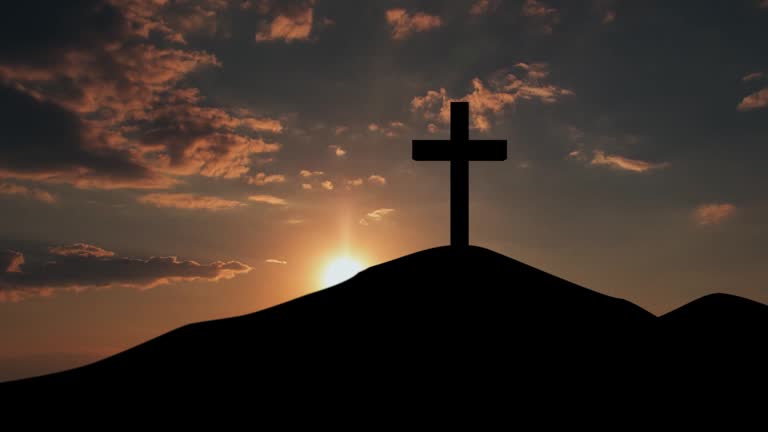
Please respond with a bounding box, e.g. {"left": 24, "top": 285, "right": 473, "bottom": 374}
{"left": 3, "top": 246, "right": 766, "bottom": 394}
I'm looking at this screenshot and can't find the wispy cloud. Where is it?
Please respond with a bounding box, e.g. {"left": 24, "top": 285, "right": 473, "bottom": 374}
{"left": 299, "top": 169, "right": 324, "bottom": 177}
{"left": 737, "top": 88, "right": 768, "bottom": 111}
{"left": 138, "top": 193, "right": 243, "bottom": 211}
{"left": 255, "top": 1, "right": 315, "bottom": 42}
{"left": 0, "top": 244, "right": 252, "bottom": 302}
{"left": 385, "top": 9, "right": 442, "bottom": 40}
{"left": 522, "top": 0, "right": 559, "bottom": 33}
{"left": 265, "top": 259, "right": 287, "bottom": 265}
{"left": 248, "top": 194, "right": 287, "bottom": 205}
{"left": 247, "top": 172, "right": 286, "bottom": 186}
{"left": 693, "top": 203, "right": 737, "bottom": 226}
{"left": 360, "top": 208, "right": 396, "bottom": 225}
{"left": 412, "top": 63, "right": 572, "bottom": 131}
{"left": 590, "top": 151, "right": 669, "bottom": 173}
{"left": 743, "top": 72, "right": 764, "bottom": 82}
{"left": 368, "top": 175, "right": 387, "bottom": 186}
{"left": 0, "top": 182, "right": 56, "bottom": 203}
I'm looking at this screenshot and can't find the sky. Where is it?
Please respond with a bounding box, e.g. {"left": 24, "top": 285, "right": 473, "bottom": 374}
{"left": 1, "top": 0, "right": 768, "bottom": 380}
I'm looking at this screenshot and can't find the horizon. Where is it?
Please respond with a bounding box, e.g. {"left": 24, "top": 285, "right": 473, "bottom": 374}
{"left": 2, "top": 0, "right": 768, "bottom": 381}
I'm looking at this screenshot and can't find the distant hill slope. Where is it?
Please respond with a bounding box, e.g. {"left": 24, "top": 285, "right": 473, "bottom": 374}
{"left": 3, "top": 246, "right": 766, "bottom": 393}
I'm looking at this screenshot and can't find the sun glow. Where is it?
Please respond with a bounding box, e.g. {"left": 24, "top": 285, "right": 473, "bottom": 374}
{"left": 322, "top": 257, "right": 364, "bottom": 287}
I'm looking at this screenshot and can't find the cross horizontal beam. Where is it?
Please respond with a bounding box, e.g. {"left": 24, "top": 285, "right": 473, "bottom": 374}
{"left": 412, "top": 140, "right": 507, "bottom": 161}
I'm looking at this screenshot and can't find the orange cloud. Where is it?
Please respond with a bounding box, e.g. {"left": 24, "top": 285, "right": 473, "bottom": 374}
{"left": 742, "top": 72, "right": 764, "bottom": 82}
{"left": 49, "top": 243, "right": 115, "bottom": 258}
{"left": 139, "top": 193, "right": 244, "bottom": 211}
{"left": 255, "top": 4, "right": 314, "bottom": 42}
{"left": 590, "top": 151, "right": 669, "bottom": 173}
{"left": 0, "top": 250, "right": 24, "bottom": 273}
{"left": 522, "top": 0, "right": 557, "bottom": 16}
{"left": 248, "top": 194, "right": 287, "bottom": 205}
{"left": 329, "top": 145, "right": 347, "bottom": 157}
{"left": 346, "top": 178, "right": 364, "bottom": 187}
{"left": 248, "top": 172, "right": 286, "bottom": 186}
{"left": 693, "top": 203, "right": 737, "bottom": 226}
{"left": 385, "top": 9, "right": 442, "bottom": 40}
{"left": 737, "top": 88, "right": 768, "bottom": 111}
{"left": 412, "top": 63, "right": 572, "bottom": 131}
{"left": 366, "top": 208, "right": 395, "bottom": 221}
{"left": 265, "top": 259, "right": 288, "bottom": 265}
{"left": 368, "top": 175, "right": 387, "bottom": 186}
{"left": 299, "top": 169, "right": 324, "bottom": 177}
{"left": 521, "top": 0, "right": 559, "bottom": 33}
{"left": 320, "top": 180, "right": 334, "bottom": 190}
{"left": 301, "top": 183, "right": 313, "bottom": 190}
{"left": 470, "top": 0, "right": 497, "bottom": 15}
{"left": 0, "top": 182, "right": 56, "bottom": 203}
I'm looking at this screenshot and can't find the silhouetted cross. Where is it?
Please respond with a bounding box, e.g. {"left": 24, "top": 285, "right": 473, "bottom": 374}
{"left": 413, "top": 102, "right": 507, "bottom": 247}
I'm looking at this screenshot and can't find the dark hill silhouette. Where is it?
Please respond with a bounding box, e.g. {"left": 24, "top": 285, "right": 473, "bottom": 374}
{"left": 3, "top": 246, "right": 767, "bottom": 395}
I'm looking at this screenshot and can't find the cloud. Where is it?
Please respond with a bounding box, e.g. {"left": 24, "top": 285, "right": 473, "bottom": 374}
{"left": 590, "top": 151, "right": 669, "bottom": 173}
{"left": 743, "top": 72, "right": 764, "bottom": 82}
{"left": 0, "top": 1, "right": 283, "bottom": 190}
{"left": 320, "top": 180, "right": 334, "bottom": 190}
{"left": 346, "top": 178, "right": 364, "bottom": 187}
{"left": 0, "top": 244, "right": 252, "bottom": 302}
{"left": 522, "top": 0, "right": 557, "bottom": 16}
{"left": 366, "top": 208, "right": 396, "bottom": 222}
{"left": 139, "top": 193, "right": 244, "bottom": 211}
{"left": 0, "top": 182, "right": 56, "bottom": 203}
{"left": 521, "top": 0, "right": 559, "bottom": 33}
{"left": 0, "top": 250, "right": 24, "bottom": 273}
{"left": 299, "top": 169, "right": 324, "bottom": 177}
{"left": 358, "top": 218, "right": 369, "bottom": 226}
{"left": 602, "top": 10, "right": 617, "bottom": 24}
{"left": 368, "top": 175, "right": 387, "bottom": 186}
{"left": 368, "top": 122, "right": 404, "bottom": 137}
{"left": 427, "top": 123, "right": 439, "bottom": 133}
{"left": 247, "top": 172, "right": 286, "bottom": 185}
{"left": 385, "top": 9, "right": 442, "bottom": 40}
{"left": 301, "top": 183, "right": 313, "bottom": 190}
{"left": 265, "top": 259, "right": 287, "bottom": 265}
{"left": 412, "top": 64, "right": 572, "bottom": 131}
{"left": 334, "top": 126, "right": 349, "bottom": 135}
{"left": 470, "top": 0, "right": 499, "bottom": 15}
{"left": 248, "top": 194, "right": 287, "bottom": 205}
{"left": 255, "top": 1, "right": 314, "bottom": 42}
{"left": 329, "top": 145, "right": 347, "bottom": 157}
{"left": 737, "top": 88, "right": 768, "bottom": 111}
{"left": 693, "top": 203, "right": 737, "bottom": 226}
{"left": 49, "top": 243, "right": 115, "bottom": 258}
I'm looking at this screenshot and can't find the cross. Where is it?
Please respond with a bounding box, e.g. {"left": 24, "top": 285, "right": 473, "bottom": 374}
{"left": 413, "top": 102, "right": 507, "bottom": 247}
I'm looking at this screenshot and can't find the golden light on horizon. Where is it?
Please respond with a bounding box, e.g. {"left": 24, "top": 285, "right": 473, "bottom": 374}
{"left": 322, "top": 256, "right": 364, "bottom": 288}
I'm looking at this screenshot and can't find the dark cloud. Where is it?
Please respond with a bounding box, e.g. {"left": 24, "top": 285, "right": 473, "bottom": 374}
{"left": 0, "top": 250, "right": 24, "bottom": 273}
{"left": 0, "top": 83, "right": 173, "bottom": 189}
{"left": 0, "top": 244, "right": 253, "bottom": 301}
{"left": 0, "top": 0, "right": 282, "bottom": 190}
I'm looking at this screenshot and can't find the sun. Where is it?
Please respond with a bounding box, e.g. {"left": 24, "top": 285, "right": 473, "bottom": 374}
{"left": 322, "top": 256, "right": 364, "bottom": 287}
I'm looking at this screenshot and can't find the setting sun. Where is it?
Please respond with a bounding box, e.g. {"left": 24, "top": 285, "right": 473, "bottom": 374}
{"left": 322, "top": 257, "right": 365, "bottom": 287}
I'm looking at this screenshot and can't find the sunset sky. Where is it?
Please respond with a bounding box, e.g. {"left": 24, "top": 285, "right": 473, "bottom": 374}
{"left": 2, "top": 0, "right": 768, "bottom": 380}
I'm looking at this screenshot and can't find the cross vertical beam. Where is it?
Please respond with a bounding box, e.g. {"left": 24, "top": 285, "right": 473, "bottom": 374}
{"left": 451, "top": 103, "right": 470, "bottom": 248}
{"left": 412, "top": 101, "right": 507, "bottom": 248}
